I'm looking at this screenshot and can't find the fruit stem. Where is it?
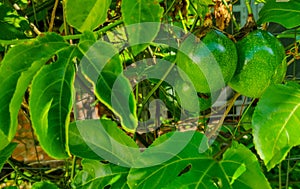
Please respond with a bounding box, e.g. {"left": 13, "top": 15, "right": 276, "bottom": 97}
{"left": 221, "top": 0, "right": 240, "bottom": 31}
{"left": 245, "top": 0, "right": 253, "bottom": 15}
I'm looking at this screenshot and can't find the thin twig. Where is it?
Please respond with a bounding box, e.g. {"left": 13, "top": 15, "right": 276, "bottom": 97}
{"left": 7, "top": 159, "right": 39, "bottom": 182}
{"left": 48, "top": 0, "right": 60, "bottom": 32}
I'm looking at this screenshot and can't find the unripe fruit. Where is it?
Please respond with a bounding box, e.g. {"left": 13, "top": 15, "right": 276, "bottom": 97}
{"left": 176, "top": 30, "right": 238, "bottom": 93}
{"left": 229, "top": 30, "right": 286, "bottom": 98}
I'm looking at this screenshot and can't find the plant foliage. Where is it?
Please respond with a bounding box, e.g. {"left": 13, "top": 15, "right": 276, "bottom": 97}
{"left": 0, "top": 0, "right": 300, "bottom": 188}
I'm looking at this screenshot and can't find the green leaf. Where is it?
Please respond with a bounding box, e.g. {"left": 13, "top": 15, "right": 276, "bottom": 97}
{"left": 0, "top": 33, "right": 68, "bottom": 151}
{"left": 0, "top": 3, "right": 30, "bottom": 39}
{"left": 127, "top": 132, "right": 270, "bottom": 189}
{"left": 65, "top": 0, "right": 112, "bottom": 32}
{"left": 31, "top": 181, "right": 59, "bottom": 189}
{"left": 72, "top": 159, "right": 129, "bottom": 189}
{"left": 79, "top": 40, "right": 137, "bottom": 132}
{"left": 258, "top": 0, "right": 300, "bottom": 29}
{"left": 221, "top": 142, "right": 271, "bottom": 188}
{"left": 230, "top": 163, "right": 246, "bottom": 185}
{"left": 69, "top": 121, "right": 101, "bottom": 160}
{"left": 0, "top": 2, "right": 31, "bottom": 51}
{"left": 253, "top": 84, "right": 300, "bottom": 170}
{"left": 78, "top": 30, "right": 97, "bottom": 53}
{"left": 69, "top": 119, "right": 139, "bottom": 166}
{"left": 277, "top": 28, "right": 300, "bottom": 41}
{"left": 30, "top": 46, "right": 76, "bottom": 159}
{"left": 121, "top": 0, "right": 164, "bottom": 55}
{"left": 0, "top": 143, "right": 17, "bottom": 171}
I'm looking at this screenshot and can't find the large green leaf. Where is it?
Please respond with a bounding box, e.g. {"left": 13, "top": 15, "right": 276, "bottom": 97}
{"left": 30, "top": 46, "right": 76, "bottom": 159}
{"left": 69, "top": 119, "right": 139, "bottom": 166}
{"left": 79, "top": 40, "right": 137, "bottom": 132}
{"left": 0, "top": 143, "right": 17, "bottom": 171}
{"left": 121, "top": 0, "right": 164, "bottom": 55}
{"left": 72, "top": 159, "right": 129, "bottom": 189}
{"left": 0, "top": 33, "right": 68, "bottom": 151}
{"left": 258, "top": 0, "right": 300, "bottom": 29}
{"left": 253, "top": 84, "right": 300, "bottom": 170}
{"left": 128, "top": 132, "right": 270, "bottom": 188}
{"left": 65, "top": 0, "right": 111, "bottom": 32}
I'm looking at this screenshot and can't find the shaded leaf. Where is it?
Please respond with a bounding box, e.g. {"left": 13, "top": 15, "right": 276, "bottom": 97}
{"left": 65, "top": 0, "right": 111, "bottom": 32}
{"left": 121, "top": 0, "right": 163, "bottom": 55}
{"left": 258, "top": 0, "right": 300, "bottom": 29}
{"left": 0, "top": 33, "right": 68, "bottom": 151}
{"left": 69, "top": 119, "right": 139, "bottom": 166}
{"left": 277, "top": 28, "right": 300, "bottom": 41}
{"left": 72, "top": 159, "right": 129, "bottom": 189}
{"left": 0, "top": 143, "right": 17, "bottom": 171}
{"left": 79, "top": 40, "right": 137, "bottom": 132}
{"left": 30, "top": 46, "right": 76, "bottom": 159}
{"left": 0, "top": 3, "right": 30, "bottom": 39}
{"left": 32, "top": 181, "right": 59, "bottom": 189}
{"left": 253, "top": 84, "right": 300, "bottom": 170}
{"left": 128, "top": 132, "right": 270, "bottom": 188}
{"left": 0, "top": 2, "right": 31, "bottom": 51}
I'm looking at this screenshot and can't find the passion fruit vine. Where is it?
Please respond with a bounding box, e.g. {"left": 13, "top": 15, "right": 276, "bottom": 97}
{"left": 176, "top": 29, "right": 238, "bottom": 94}
{"left": 229, "top": 30, "right": 286, "bottom": 98}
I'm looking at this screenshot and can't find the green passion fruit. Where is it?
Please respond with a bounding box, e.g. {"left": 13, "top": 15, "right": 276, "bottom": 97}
{"left": 176, "top": 29, "right": 238, "bottom": 93}
{"left": 229, "top": 30, "right": 286, "bottom": 98}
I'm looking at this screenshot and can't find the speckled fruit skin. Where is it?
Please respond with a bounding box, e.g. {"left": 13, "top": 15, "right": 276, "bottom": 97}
{"left": 176, "top": 30, "right": 238, "bottom": 93}
{"left": 228, "top": 30, "right": 286, "bottom": 98}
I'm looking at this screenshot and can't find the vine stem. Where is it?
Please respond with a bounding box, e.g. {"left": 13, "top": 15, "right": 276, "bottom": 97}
{"left": 245, "top": 0, "right": 253, "bottom": 15}
{"left": 0, "top": 20, "right": 124, "bottom": 46}
{"left": 70, "top": 156, "right": 77, "bottom": 181}
{"left": 7, "top": 159, "right": 39, "bottom": 182}
{"left": 206, "top": 92, "right": 241, "bottom": 139}
{"left": 279, "top": 163, "right": 282, "bottom": 189}
{"left": 137, "top": 62, "right": 175, "bottom": 118}
{"left": 48, "top": 0, "right": 59, "bottom": 32}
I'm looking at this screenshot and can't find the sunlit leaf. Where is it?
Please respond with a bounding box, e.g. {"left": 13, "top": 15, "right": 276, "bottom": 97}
{"left": 72, "top": 159, "right": 129, "bottom": 189}
{"left": 258, "top": 0, "right": 300, "bottom": 29}
{"left": 0, "top": 33, "right": 68, "bottom": 151}
{"left": 128, "top": 132, "right": 270, "bottom": 188}
{"left": 121, "top": 0, "right": 163, "bottom": 55}
{"left": 30, "top": 46, "right": 76, "bottom": 159}
{"left": 79, "top": 40, "right": 137, "bottom": 132}
{"left": 253, "top": 84, "right": 300, "bottom": 170}
{"left": 65, "top": 0, "right": 111, "bottom": 32}
{"left": 69, "top": 119, "right": 139, "bottom": 166}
